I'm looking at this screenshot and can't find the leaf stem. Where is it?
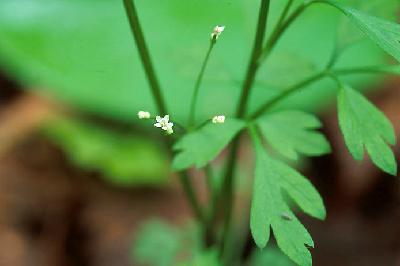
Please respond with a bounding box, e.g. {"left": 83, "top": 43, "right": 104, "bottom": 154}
{"left": 219, "top": 0, "right": 271, "bottom": 262}
{"left": 259, "top": 1, "right": 313, "bottom": 64}
{"left": 276, "top": 0, "right": 295, "bottom": 29}
{"left": 250, "top": 64, "right": 399, "bottom": 118}
{"left": 250, "top": 71, "right": 327, "bottom": 118}
{"left": 122, "top": 0, "right": 167, "bottom": 115}
{"left": 188, "top": 41, "right": 216, "bottom": 128}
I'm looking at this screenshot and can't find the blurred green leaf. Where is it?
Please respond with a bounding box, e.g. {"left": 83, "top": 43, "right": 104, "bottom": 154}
{"left": 178, "top": 249, "right": 221, "bottom": 266}
{"left": 0, "top": 0, "right": 393, "bottom": 125}
{"left": 250, "top": 247, "right": 295, "bottom": 266}
{"left": 250, "top": 133, "right": 325, "bottom": 266}
{"left": 257, "top": 110, "right": 331, "bottom": 160}
{"left": 133, "top": 220, "right": 181, "bottom": 266}
{"left": 133, "top": 219, "right": 212, "bottom": 266}
{"left": 43, "top": 117, "right": 169, "bottom": 186}
{"left": 330, "top": 1, "right": 400, "bottom": 62}
{"left": 337, "top": 84, "right": 397, "bottom": 175}
{"left": 172, "top": 119, "right": 245, "bottom": 170}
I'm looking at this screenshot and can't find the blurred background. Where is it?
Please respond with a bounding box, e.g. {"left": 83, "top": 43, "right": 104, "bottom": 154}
{"left": 0, "top": 0, "right": 399, "bottom": 265}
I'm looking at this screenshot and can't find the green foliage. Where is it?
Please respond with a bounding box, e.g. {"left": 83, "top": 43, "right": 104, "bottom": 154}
{"left": 336, "top": 0, "right": 399, "bottom": 50}
{"left": 178, "top": 249, "right": 221, "bottom": 266}
{"left": 250, "top": 247, "right": 295, "bottom": 266}
{"left": 133, "top": 220, "right": 182, "bottom": 266}
{"left": 172, "top": 119, "right": 245, "bottom": 170}
{"left": 250, "top": 132, "right": 325, "bottom": 266}
{"left": 257, "top": 110, "right": 331, "bottom": 160}
{"left": 0, "top": 0, "right": 391, "bottom": 124}
{"left": 133, "top": 219, "right": 217, "bottom": 266}
{"left": 337, "top": 85, "right": 397, "bottom": 175}
{"left": 330, "top": 1, "right": 400, "bottom": 62}
{"left": 43, "top": 117, "right": 169, "bottom": 186}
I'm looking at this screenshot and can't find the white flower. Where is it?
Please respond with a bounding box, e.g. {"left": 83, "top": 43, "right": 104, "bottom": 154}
{"left": 212, "top": 115, "right": 225, "bottom": 124}
{"left": 138, "top": 111, "right": 151, "bottom": 119}
{"left": 211, "top": 25, "right": 225, "bottom": 40}
{"left": 154, "top": 115, "right": 174, "bottom": 134}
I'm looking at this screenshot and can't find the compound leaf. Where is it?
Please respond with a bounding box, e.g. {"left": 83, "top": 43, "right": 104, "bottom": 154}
{"left": 258, "top": 110, "right": 331, "bottom": 160}
{"left": 250, "top": 134, "right": 325, "bottom": 266}
{"left": 172, "top": 119, "right": 245, "bottom": 170}
{"left": 337, "top": 85, "right": 397, "bottom": 175}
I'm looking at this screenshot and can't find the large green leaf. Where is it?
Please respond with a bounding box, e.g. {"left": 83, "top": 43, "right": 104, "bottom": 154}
{"left": 328, "top": 1, "right": 400, "bottom": 62}
{"left": 250, "top": 133, "right": 325, "bottom": 266}
{"left": 0, "top": 0, "right": 393, "bottom": 124}
{"left": 337, "top": 85, "right": 397, "bottom": 175}
{"left": 257, "top": 110, "right": 331, "bottom": 160}
{"left": 43, "top": 117, "right": 169, "bottom": 186}
{"left": 172, "top": 119, "right": 245, "bottom": 170}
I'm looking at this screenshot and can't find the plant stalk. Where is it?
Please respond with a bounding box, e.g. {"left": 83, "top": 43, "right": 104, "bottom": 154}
{"left": 188, "top": 41, "right": 215, "bottom": 128}
{"left": 123, "top": 0, "right": 167, "bottom": 115}
{"left": 219, "top": 0, "right": 271, "bottom": 262}
{"left": 123, "top": 0, "right": 206, "bottom": 226}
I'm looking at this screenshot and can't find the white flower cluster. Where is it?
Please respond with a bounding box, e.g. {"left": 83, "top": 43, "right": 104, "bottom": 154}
{"left": 154, "top": 115, "right": 174, "bottom": 134}
{"left": 211, "top": 25, "right": 225, "bottom": 41}
{"left": 138, "top": 111, "right": 174, "bottom": 134}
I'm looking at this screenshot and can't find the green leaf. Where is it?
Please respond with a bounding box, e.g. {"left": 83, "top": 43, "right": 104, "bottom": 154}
{"left": 257, "top": 110, "right": 331, "bottom": 160}
{"left": 250, "top": 246, "right": 295, "bottom": 266}
{"left": 133, "top": 220, "right": 181, "bottom": 266}
{"left": 43, "top": 117, "right": 169, "bottom": 186}
{"left": 336, "top": 0, "right": 399, "bottom": 49}
{"left": 337, "top": 85, "right": 397, "bottom": 175}
{"left": 250, "top": 134, "right": 326, "bottom": 266}
{"left": 329, "top": 1, "right": 400, "bottom": 62}
{"left": 172, "top": 119, "right": 245, "bottom": 170}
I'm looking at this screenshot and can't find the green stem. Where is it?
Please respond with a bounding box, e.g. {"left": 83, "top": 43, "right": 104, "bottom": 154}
{"left": 218, "top": 138, "right": 240, "bottom": 261}
{"left": 236, "top": 0, "right": 271, "bottom": 118}
{"left": 123, "top": 0, "right": 206, "bottom": 230}
{"left": 178, "top": 171, "right": 206, "bottom": 224}
{"left": 123, "top": 0, "right": 167, "bottom": 115}
{"left": 250, "top": 71, "right": 327, "bottom": 119}
{"left": 250, "top": 65, "right": 398, "bottom": 119}
{"left": 276, "top": 0, "right": 295, "bottom": 29}
{"left": 219, "top": 0, "right": 271, "bottom": 262}
{"left": 188, "top": 42, "right": 215, "bottom": 128}
{"left": 259, "top": 1, "right": 311, "bottom": 64}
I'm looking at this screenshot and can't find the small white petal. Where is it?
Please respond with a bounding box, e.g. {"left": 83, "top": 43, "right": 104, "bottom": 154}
{"left": 154, "top": 123, "right": 162, "bottom": 127}
{"left": 164, "top": 115, "right": 169, "bottom": 122}
{"left": 156, "top": 116, "right": 162, "bottom": 122}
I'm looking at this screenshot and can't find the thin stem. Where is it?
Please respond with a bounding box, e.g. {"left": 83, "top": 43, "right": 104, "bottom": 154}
{"left": 123, "top": 0, "right": 167, "bottom": 115}
{"left": 250, "top": 71, "right": 327, "bottom": 119}
{"left": 236, "top": 0, "right": 271, "bottom": 118}
{"left": 250, "top": 64, "right": 399, "bottom": 119}
{"left": 218, "top": 138, "right": 240, "bottom": 261}
{"left": 123, "top": 0, "right": 207, "bottom": 233}
{"left": 188, "top": 42, "right": 215, "bottom": 128}
{"left": 259, "top": 2, "right": 311, "bottom": 64}
{"left": 276, "top": 0, "right": 295, "bottom": 29}
{"left": 178, "top": 171, "right": 206, "bottom": 224}
{"left": 219, "top": 1, "right": 271, "bottom": 261}
{"left": 333, "top": 65, "right": 400, "bottom": 76}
